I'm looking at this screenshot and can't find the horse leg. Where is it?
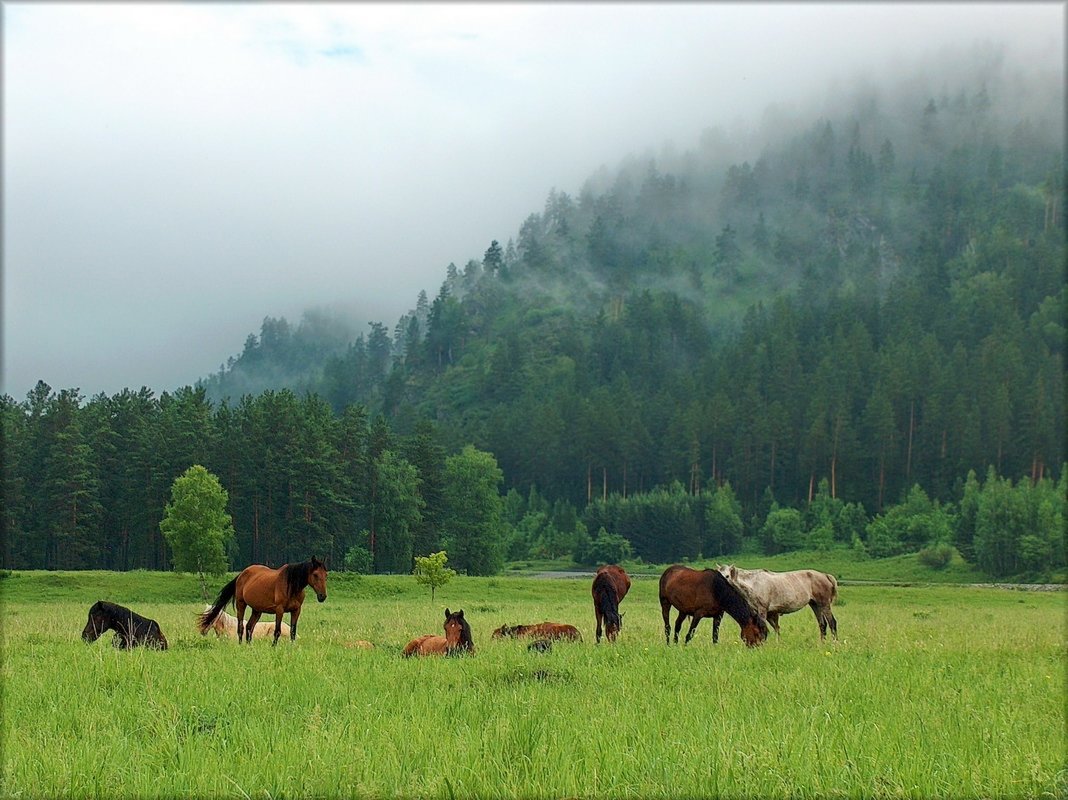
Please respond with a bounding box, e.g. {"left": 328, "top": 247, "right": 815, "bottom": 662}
{"left": 711, "top": 611, "right": 723, "bottom": 644}
{"left": 810, "top": 601, "right": 827, "bottom": 640}
{"left": 661, "top": 600, "right": 672, "bottom": 645}
{"left": 766, "top": 612, "right": 781, "bottom": 637}
{"left": 673, "top": 612, "right": 686, "bottom": 644}
{"left": 595, "top": 610, "right": 603, "bottom": 644}
{"left": 683, "top": 614, "right": 702, "bottom": 644}
{"left": 246, "top": 611, "right": 263, "bottom": 643}
{"left": 235, "top": 599, "right": 246, "bottom": 643}
{"left": 288, "top": 607, "right": 301, "bottom": 642}
{"left": 827, "top": 608, "right": 838, "bottom": 640}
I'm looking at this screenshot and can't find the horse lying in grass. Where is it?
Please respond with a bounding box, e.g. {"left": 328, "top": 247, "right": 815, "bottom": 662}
{"left": 658, "top": 565, "right": 768, "bottom": 647}
{"left": 716, "top": 564, "right": 839, "bottom": 641}
{"left": 403, "top": 609, "right": 474, "bottom": 657}
{"left": 201, "top": 606, "right": 289, "bottom": 640}
{"left": 82, "top": 601, "right": 168, "bottom": 650}
{"left": 492, "top": 622, "right": 582, "bottom": 642}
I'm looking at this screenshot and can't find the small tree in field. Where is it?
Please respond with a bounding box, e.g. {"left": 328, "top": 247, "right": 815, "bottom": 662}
{"left": 160, "top": 465, "right": 235, "bottom": 598}
{"left": 413, "top": 551, "right": 456, "bottom": 602}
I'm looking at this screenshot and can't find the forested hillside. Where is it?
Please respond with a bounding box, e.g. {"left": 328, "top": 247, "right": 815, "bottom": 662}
{"left": 5, "top": 51, "right": 1064, "bottom": 579}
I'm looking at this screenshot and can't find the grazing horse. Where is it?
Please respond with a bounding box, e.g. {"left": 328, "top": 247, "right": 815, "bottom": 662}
{"left": 659, "top": 565, "right": 768, "bottom": 647}
{"left": 592, "top": 564, "right": 631, "bottom": 643}
{"left": 403, "top": 608, "right": 474, "bottom": 657}
{"left": 491, "top": 622, "right": 583, "bottom": 642}
{"left": 82, "top": 601, "right": 168, "bottom": 650}
{"left": 200, "top": 605, "right": 289, "bottom": 640}
{"left": 717, "top": 564, "right": 839, "bottom": 641}
{"left": 197, "top": 557, "right": 328, "bottom": 645}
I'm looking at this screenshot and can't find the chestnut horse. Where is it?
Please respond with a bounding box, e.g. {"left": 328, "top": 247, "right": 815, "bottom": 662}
{"left": 403, "top": 608, "right": 474, "bottom": 657}
{"left": 492, "top": 622, "right": 582, "bottom": 642}
{"left": 659, "top": 565, "right": 768, "bottom": 647}
{"left": 592, "top": 564, "right": 631, "bottom": 643}
{"left": 82, "top": 601, "right": 168, "bottom": 650}
{"left": 198, "top": 557, "right": 328, "bottom": 645}
{"left": 716, "top": 564, "right": 839, "bottom": 641}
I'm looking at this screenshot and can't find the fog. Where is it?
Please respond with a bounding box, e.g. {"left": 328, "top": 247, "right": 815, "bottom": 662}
{"left": 3, "top": 3, "right": 1062, "bottom": 400}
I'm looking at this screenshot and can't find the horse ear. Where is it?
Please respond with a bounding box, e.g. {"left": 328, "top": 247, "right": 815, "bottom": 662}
{"left": 457, "top": 609, "right": 464, "bottom": 619}
{"left": 444, "top": 608, "right": 451, "bottom": 618}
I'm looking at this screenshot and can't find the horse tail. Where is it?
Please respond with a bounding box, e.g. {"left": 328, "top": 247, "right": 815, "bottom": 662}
{"left": 197, "top": 576, "right": 237, "bottom": 635}
{"left": 827, "top": 573, "right": 839, "bottom": 605}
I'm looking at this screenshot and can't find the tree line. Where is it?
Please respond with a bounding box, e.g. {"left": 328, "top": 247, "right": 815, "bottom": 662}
{"left": 1, "top": 385, "right": 507, "bottom": 577}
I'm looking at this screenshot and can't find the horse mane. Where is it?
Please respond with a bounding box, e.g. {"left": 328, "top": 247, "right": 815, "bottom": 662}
{"left": 453, "top": 616, "right": 475, "bottom": 653}
{"left": 710, "top": 571, "right": 762, "bottom": 628}
{"left": 283, "top": 559, "right": 316, "bottom": 597}
{"left": 592, "top": 573, "right": 621, "bottom": 627}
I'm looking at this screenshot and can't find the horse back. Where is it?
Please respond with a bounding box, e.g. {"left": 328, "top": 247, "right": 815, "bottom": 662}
{"left": 659, "top": 565, "right": 718, "bottom": 614}
{"left": 596, "top": 564, "right": 631, "bottom": 601}
{"left": 237, "top": 564, "right": 292, "bottom": 611}
{"left": 403, "top": 635, "right": 445, "bottom": 657}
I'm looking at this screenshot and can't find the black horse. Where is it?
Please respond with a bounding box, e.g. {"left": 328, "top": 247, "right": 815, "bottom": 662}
{"left": 82, "top": 601, "right": 168, "bottom": 650}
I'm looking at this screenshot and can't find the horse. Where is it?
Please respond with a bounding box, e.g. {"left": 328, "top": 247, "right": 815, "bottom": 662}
{"left": 716, "top": 564, "right": 839, "bottom": 641}
{"left": 491, "top": 622, "right": 583, "bottom": 642}
{"left": 527, "top": 639, "right": 553, "bottom": 653}
{"left": 200, "top": 605, "right": 289, "bottom": 640}
{"left": 403, "top": 608, "right": 474, "bottom": 657}
{"left": 658, "top": 565, "right": 768, "bottom": 648}
{"left": 592, "top": 564, "right": 631, "bottom": 643}
{"left": 82, "top": 601, "right": 168, "bottom": 650}
{"left": 197, "top": 557, "right": 328, "bottom": 645}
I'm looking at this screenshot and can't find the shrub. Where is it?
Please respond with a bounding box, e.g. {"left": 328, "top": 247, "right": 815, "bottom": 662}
{"left": 917, "top": 542, "right": 955, "bottom": 570}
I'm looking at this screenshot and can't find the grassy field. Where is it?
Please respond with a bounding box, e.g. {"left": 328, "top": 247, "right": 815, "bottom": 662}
{"left": 1, "top": 569, "right": 1064, "bottom": 799}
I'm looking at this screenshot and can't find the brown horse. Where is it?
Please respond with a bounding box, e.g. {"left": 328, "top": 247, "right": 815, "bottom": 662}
{"left": 197, "top": 557, "right": 328, "bottom": 645}
{"left": 82, "top": 601, "right": 168, "bottom": 650}
{"left": 659, "top": 565, "right": 768, "bottom": 648}
{"left": 491, "top": 622, "right": 583, "bottom": 642}
{"left": 716, "top": 564, "right": 839, "bottom": 641}
{"left": 403, "top": 608, "right": 474, "bottom": 657}
{"left": 592, "top": 564, "right": 631, "bottom": 643}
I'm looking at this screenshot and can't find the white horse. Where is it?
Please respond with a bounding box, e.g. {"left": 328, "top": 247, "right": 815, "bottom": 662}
{"left": 716, "top": 565, "right": 839, "bottom": 641}
{"left": 201, "top": 605, "right": 290, "bottom": 640}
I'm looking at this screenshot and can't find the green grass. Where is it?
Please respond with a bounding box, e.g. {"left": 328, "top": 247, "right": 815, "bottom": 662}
{"left": 1, "top": 570, "right": 1064, "bottom": 799}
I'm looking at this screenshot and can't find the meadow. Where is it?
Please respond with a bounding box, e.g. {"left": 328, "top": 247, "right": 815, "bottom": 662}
{"left": 1, "top": 569, "right": 1064, "bottom": 799}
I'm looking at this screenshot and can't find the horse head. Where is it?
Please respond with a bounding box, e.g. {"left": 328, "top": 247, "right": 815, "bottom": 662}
{"left": 443, "top": 608, "right": 473, "bottom": 654}
{"left": 492, "top": 624, "right": 512, "bottom": 639}
{"left": 308, "top": 556, "right": 328, "bottom": 602}
{"left": 739, "top": 614, "right": 768, "bottom": 648}
{"left": 82, "top": 600, "right": 108, "bottom": 643}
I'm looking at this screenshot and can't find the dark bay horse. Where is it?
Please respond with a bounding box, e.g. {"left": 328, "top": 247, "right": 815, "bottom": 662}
{"left": 198, "top": 557, "right": 328, "bottom": 645}
{"left": 492, "top": 622, "right": 582, "bottom": 642}
{"left": 403, "top": 608, "right": 475, "bottom": 657}
{"left": 592, "top": 564, "right": 631, "bottom": 643}
{"left": 717, "top": 564, "right": 839, "bottom": 641}
{"left": 659, "top": 565, "right": 768, "bottom": 647}
{"left": 82, "top": 601, "right": 168, "bottom": 650}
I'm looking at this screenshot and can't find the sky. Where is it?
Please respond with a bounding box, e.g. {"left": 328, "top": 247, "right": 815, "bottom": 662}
{"left": 3, "top": 2, "right": 1063, "bottom": 400}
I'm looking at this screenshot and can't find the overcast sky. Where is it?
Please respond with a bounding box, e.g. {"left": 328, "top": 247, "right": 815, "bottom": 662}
{"left": 3, "top": 2, "right": 1063, "bottom": 400}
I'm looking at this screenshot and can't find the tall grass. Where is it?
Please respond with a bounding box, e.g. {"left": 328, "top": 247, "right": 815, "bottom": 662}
{"left": 1, "top": 571, "right": 1063, "bottom": 798}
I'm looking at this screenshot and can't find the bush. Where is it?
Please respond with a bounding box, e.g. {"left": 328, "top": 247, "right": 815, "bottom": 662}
{"left": 344, "top": 544, "right": 374, "bottom": 574}
{"left": 917, "top": 542, "right": 955, "bottom": 570}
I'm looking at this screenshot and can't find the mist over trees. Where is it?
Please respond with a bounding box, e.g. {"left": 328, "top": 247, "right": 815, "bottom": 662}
{"left": 4, "top": 48, "right": 1064, "bottom": 580}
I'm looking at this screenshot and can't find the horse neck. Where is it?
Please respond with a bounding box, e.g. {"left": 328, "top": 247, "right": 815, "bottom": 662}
{"left": 595, "top": 581, "right": 620, "bottom": 622}
{"left": 283, "top": 561, "right": 311, "bottom": 595}
{"left": 712, "top": 573, "right": 756, "bottom": 624}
